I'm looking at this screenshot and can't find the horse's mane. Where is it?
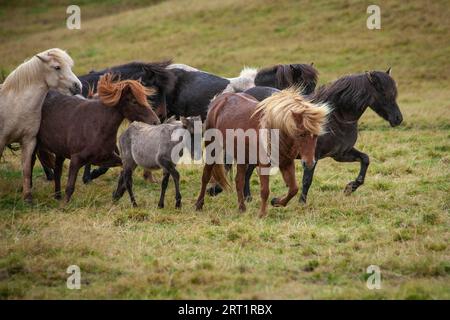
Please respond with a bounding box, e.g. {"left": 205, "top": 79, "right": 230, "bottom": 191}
{"left": 312, "top": 73, "right": 375, "bottom": 113}
{"left": 97, "top": 73, "right": 156, "bottom": 108}
{"left": 107, "top": 60, "right": 176, "bottom": 93}
{"left": 257, "top": 64, "right": 318, "bottom": 88}
{"left": 1, "top": 48, "right": 73, "bottom": 93}
{"left": 254, "top": 88, "right": 329, "bottom": 136}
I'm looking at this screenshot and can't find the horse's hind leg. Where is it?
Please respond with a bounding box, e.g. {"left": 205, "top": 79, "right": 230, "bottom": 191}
{"left": 244, "top": 164, "right": 256, "bottom": 202}
{"left": 64, "top": 155, "right": 84, "bottom": 203}
{"left": 195, "top": 164, "right": 214, "bottom": 211}
{"left": 171, "top": 168, "right": 182, "bottom": 209}
{"left": 112, "top": 170, "right": 126, "bottom": 201}
{"left": 123, "top": 164, "right": 138, "bottom": 207}
{"left": 143, "top": 169, "right": 158, "bottom": 183}
{"left": 159, "top": 159, "right": 182, "bottom": 209}
{"left": 271, "top": 161, "right": 299, "bottom": 207}
{"left": 157, "top": 171, "right": 170, "bottom": 209}
{"left": 333, "top": 148, "right": 370, "bottom": 195}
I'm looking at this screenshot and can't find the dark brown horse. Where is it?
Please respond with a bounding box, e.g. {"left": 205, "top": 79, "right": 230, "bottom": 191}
{"left": 35, "top": 74, "right": 160, "bottom": 203}
{"left": 195, "top": 89, "right": 329, "bottom": 217}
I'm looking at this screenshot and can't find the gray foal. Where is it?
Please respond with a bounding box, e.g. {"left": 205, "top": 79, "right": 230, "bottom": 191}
{"left": 113, "top": 116, "right": 202, "bottom": 208}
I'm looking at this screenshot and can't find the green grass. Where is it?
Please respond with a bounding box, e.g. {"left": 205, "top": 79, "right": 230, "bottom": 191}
{"left": 0, "top": 0, "right": 449, "bottom": 299}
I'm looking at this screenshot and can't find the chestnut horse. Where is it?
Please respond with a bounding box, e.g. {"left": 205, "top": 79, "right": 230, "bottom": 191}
{"left": 195, "top": 89, "right": 329, "bottom": 217}
{"left": 35, "top": 74, "right": 160, "bottom": 203}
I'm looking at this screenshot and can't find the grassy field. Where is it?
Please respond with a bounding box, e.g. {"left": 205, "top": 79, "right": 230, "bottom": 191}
{"left": 0, "top": 0, "right": 449, "bottom": 299}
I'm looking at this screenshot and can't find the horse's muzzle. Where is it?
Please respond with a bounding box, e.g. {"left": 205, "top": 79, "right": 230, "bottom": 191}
{"left": 70, "top": 82, "right": 82, "bottom": 95}
{"left": 389, "top": 114, "right": 403, "bottom": 127}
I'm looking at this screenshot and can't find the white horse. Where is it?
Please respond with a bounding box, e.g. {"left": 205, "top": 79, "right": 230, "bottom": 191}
{"left": 0, "top": 48, "right": 81, "bottom": 203}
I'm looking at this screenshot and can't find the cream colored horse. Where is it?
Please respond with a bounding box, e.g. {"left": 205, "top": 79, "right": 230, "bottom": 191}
{"left": 0, "top": 48, "right": 81, "bottom": 203}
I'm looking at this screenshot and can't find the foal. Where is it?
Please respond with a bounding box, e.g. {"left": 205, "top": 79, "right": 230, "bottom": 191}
{"left": 0, "top": 48, "right": 81, "bottom": 202}
{"left": 195, "top": 89, "right": 329, "bottom": 217}
{"left": 36, "top": 74, "right": 160, "bottom": 203}
{"left": 113, "top": 116, "right": 202, "bottom": 208}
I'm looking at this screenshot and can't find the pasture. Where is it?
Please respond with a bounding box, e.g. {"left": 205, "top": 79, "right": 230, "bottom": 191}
{"left": 0, "top": 0, "right": 449, "bottom": 299}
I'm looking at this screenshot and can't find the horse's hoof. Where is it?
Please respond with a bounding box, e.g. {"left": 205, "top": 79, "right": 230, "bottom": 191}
{"left": 299, "top": 195, "right": 307, "bottom": 204}
{"left": 54, "top": 194, "right": 62, "bottom": 201}
{"left": 258, "top": 211, "right": 267, "bottom": 218}
{"left": 207, "top": 187, "right": 216, "bottom": 197}
{"left": 238, "top": 205, "right": 246, "bottom": 212}
{"left": 195, "top": 202, "right": 203, "bottom": 211}
{"left": 46, "top": 174, "right": 54, "bottom": 181}
{"left": 245, "top": 195, "right": 252, "bottom": 202}
{"left": 271, "top": 197, "right": 282, "bottom": 207}
{"left": 82, "top": 177, "right": 92, "bottom": 185}
{"left": 158, "top": 203, "right": 164, "bottom": 209}
{"left": 175, "top": 203, "right": 182, "bottom": 209}
{"left": 24, "top": 194, "right": 33, "bottom": 205}
{"left": 344, "top": 182, "right": 355, "bottom": 195}
{"left": 132, "top": 202, "right": 138, "bottom": 208}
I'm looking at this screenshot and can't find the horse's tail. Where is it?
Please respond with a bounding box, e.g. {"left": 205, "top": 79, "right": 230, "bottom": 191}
{"left": 37, "top": 148, "right": 55, "bottom": 169}
{"left": 211, "top": 163, "right": 231, "bottom": 191}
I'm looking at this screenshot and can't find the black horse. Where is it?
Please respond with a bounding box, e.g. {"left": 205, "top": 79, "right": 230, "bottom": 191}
{"left": 240, "top": 68, "right": 403, "bottom": 203}
{"left": 80, "top": 61, "right": 175, "bottom": 119}
{"left": 83, "top": 62, "right": 319, "bottom": 183}
{"left": 166, "top": 63, "right": 318, "bottom": 119}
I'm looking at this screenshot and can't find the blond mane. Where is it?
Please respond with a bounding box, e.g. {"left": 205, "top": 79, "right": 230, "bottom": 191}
{"left": 97, "top": 73, "right": 156, "bottom": 107}
{"left": 1, "top": 48, "right": 74, "bottom": 93}
{"left": 254, "top": 87, "right": 330, "bottom": 136}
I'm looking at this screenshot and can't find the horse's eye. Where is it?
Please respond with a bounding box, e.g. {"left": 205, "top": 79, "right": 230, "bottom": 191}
{"left": 54, "top": 66, "right": 61, "bottom": 71}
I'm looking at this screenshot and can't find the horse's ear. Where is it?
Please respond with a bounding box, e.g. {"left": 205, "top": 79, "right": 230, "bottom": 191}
{"left": 365, "top": 71, "right": 375, "bottom": 84}
{"left": 310, "top": 62, "right": 314, "bottom": 66}
{"left": 35, "top": 54, "right": 50, "bottom": 63}
{"left": 386, "top": 67, "right": 392, "bottom": 75}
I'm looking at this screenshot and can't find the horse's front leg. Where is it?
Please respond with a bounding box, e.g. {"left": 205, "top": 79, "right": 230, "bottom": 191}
{"left": 271, "top": 161, "right": 299, "bottom": 207}
{"left": 299, "top": 162, "right": 317, "bottom": 204}
{"left": 333, "top": 147, "right": 370, "bottom": 195}
{"left": 21, "top": 137, "right": 37, "bottom": 204}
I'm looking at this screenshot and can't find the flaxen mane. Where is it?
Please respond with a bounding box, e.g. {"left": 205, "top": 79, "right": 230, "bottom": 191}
{"left": 254, "top": 88, "right": 329, "bottom": 137}
{"left": 1, "top": 48, "right": 73, "bottom": 93}
{"left": 97, "top": 73, "right": 156, "bottom": 107}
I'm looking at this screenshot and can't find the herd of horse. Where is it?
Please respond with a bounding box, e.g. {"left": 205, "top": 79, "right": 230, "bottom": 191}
{"left": 0, "top": 48, "right": 403, "bottom": 217}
